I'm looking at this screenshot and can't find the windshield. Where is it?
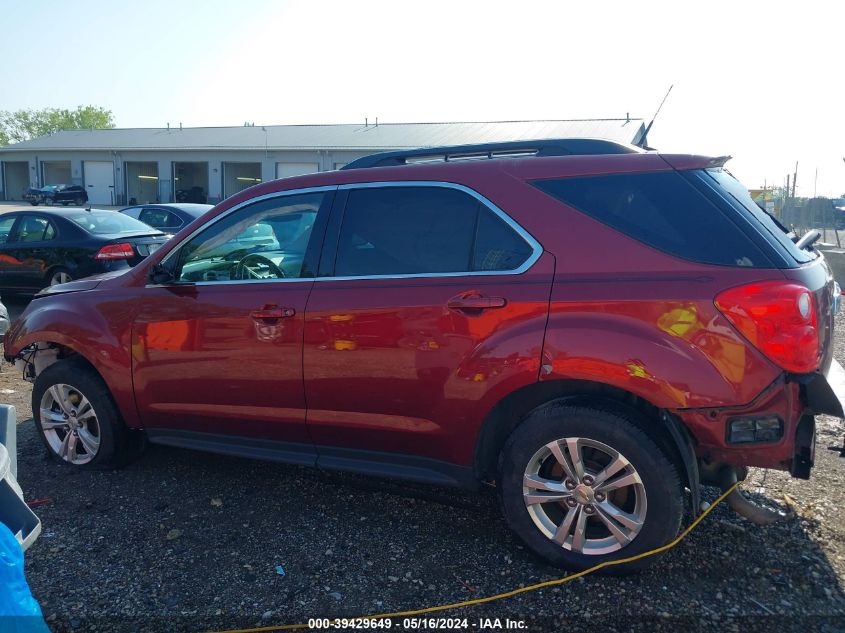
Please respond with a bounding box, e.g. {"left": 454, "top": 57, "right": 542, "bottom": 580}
{"left": 69, "top": 212, "right": 162, "bottom": 235}
{"left": 39, "top": 185, "right": 59, "bottom": 192}
{"left": 703, "top": 168, "right": 815, "bottom": 264}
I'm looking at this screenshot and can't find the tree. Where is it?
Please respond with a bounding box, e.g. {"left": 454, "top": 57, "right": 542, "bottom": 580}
{"left": 0, "top": 106, "right": 115, "bottom": 146}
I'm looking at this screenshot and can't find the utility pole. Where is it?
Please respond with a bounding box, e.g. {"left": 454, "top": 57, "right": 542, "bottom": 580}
{"left": 792, "top": 161, "right": 798, "bottom": 198}
{"left": 814, "top": 168, "right": 818, "bottom": 198}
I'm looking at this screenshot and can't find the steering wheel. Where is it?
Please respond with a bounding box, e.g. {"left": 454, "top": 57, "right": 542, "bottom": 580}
{"left": 233, "top": 254, "right": 285, "bottom": 280}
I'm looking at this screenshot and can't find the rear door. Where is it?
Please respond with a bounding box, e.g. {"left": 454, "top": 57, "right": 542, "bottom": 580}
{"left": 0, "top": 214, "right": 22, "bottom": 288}
{"left": 302, "top": 183, "right": 553, "bottom": 473}
{"left": 2, "top": 214, "right": 59, "bottom": 290}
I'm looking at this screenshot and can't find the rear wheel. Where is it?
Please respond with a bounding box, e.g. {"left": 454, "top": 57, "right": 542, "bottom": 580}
{"left": 498, "top": 402, "right": 683, "bottom": 572}
{"left": 74, "top": 196, "right": 85, "bottom": 206}
{"left": 32, "top": 360, "right": 132, "bottom": 469}
{"left": 48, "top": 268, "right": 73, "bottom": 286}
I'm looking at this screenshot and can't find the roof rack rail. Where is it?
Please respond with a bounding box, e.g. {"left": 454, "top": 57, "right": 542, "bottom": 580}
{"left": 341, "top": 138, "right": 643, "bottom": 170}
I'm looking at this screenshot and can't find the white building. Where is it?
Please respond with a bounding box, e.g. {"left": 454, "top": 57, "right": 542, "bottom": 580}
{"left": 0, "top": 118, "right": 645, "bottom": 205}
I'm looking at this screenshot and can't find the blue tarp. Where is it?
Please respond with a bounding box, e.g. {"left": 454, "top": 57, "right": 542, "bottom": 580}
{"left": 0, "top": 522, "right": 49, "bottom": 632}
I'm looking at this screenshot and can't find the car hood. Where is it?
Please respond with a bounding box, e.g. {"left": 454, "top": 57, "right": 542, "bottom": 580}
{"left": 35, "top": 269, "right": 130, "bottom": 297}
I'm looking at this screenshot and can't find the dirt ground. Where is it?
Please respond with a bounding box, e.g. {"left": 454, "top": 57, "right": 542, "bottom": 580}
{"left": 3, "top": 303, "right": 845, "bottom": 633}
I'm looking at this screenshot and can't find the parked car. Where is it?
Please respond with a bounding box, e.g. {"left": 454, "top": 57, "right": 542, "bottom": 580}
{"left": 23, "top": 185, "right": 88, "bottom": 207}
{"left": 5, "top": 139, "right": 844, "bottom": 572}
{"left": 0, "top": 209, "right": 167, "bottom": 292}
{"left": 122, "top": 203, "right": 279, "bottom": 258}
{"left": 175, "top": 186, "right": 207, "bottom": 203}
{"left": 0, "top": 298, "right": 9, "bottom": 339}
{"left": 119, "top": 203, "right": 212, "bottom": 233}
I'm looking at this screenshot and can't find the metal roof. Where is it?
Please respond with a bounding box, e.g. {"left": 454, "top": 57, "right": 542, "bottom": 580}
{"left": 0, "top": 119, "right": 645, "bottom": 152}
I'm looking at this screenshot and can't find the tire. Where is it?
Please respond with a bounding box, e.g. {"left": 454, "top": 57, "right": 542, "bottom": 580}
{"left": 44, "top": 197, "right": 53, "bottom": 206}
{"left": 498, "top": 401, "right": 683, "bottom": 572}
{"left": 47, "top": 267, "right": 73, "bottom": 286}
{"left": 32, "top": 359, "right": 132, "bottom": 469}
{"left": 74, "top": 196, "right": 85, "bottom": 206}
{"left": 29, "top": 201, "right": 37, "bottom": 206}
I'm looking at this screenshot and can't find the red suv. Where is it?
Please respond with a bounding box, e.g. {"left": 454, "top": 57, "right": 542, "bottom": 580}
{"left": 6, "top": 139, "right": 844, "bottom": 571}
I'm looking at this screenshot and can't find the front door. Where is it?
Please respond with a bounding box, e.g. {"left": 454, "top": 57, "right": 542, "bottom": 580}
{"left": 132, "top": 189, "right": 333, "bottom": 446}
{"left": 303, "top": 183, "right": 552, "bottom": 470}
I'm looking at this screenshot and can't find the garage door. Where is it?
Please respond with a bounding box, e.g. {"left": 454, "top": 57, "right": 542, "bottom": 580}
{"left": 84, "top": 161, "right": 115, "bottom": 205}
{"left": 276, "top": 162, "right": 319, "bottom": 179}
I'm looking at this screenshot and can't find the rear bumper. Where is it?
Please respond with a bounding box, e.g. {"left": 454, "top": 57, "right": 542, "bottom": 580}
{"left": 674, "top": 360, "right": 845, "bottom": 477}
{"left": 803, "top": 358, "right": 845, "bottom": 418}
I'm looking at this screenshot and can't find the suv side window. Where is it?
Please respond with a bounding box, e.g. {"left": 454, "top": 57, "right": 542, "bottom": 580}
{"left": 532, "top": 171, "right": 772, "bottom": 267}
{"left": 333, "top": 186, "right": 534, "bottom": 277}
{"left": 175, "top": 192, "right": 326, "bottom": 283}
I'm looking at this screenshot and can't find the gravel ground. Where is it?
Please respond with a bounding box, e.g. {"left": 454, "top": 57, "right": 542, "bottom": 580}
{"left": 3, "top": 300, "right": 844, "bottom": 633}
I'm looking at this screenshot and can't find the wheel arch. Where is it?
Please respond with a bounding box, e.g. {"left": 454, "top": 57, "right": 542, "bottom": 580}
{"left": 473, "top": 378, "right": 695, "bottom": 505}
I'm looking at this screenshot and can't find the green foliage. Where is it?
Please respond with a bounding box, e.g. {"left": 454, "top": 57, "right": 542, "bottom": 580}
{"left": 0, "top": 106, "right": 115, "bottom": 145}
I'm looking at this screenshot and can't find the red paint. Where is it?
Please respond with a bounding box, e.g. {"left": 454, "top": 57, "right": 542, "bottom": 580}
{"left": 3, "top": 151, "right": 835, "bottom": 476}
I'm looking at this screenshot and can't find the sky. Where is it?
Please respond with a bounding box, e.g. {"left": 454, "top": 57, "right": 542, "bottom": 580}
{"left": 1, "top": 0, "right": 843, "bottom": 196}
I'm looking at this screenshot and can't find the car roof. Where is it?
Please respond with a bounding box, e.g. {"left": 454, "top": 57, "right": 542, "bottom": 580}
{"left": 121, "top": 203, "right": 213, "bottom": 216}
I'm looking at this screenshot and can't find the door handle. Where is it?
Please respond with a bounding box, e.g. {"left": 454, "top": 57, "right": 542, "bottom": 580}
{"left": 447, "top": 293, "right": 507, "bottom": 312}
{"left": 250, "top": 305, "right": 295, "bottom": 321}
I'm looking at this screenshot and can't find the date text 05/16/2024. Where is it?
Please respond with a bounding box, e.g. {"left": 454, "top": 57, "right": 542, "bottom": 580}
{"left": 307, "top": 618, "right": 528, "bottom": 629}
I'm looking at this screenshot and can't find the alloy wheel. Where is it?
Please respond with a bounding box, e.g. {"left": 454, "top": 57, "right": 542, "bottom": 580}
{"left": 523, "top": 437, "right": 647, "bottom": 555}
{"left": 50, "top": 271, "right": 72, "bottom": 285}
{"left": 39, "top": 383, "right": 101, "bottom": 465}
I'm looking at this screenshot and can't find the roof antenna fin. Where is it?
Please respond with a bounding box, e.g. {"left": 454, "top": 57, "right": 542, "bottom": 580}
{"left": 637, "top": 84, "right": 673, "bottom": 150}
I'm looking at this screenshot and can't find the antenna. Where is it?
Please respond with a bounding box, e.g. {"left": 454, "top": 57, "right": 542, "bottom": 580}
{"left": 636, "top": 84, "right": 673, "bottom": 149}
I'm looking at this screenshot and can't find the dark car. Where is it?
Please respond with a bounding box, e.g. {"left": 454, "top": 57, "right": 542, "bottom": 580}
{"left": 5, "top": 139, "right": 845, "bottom": 573}
{"left": 122, "top": 203, "right": 278, "bottom": 257}
{"left": 0, "top": 209, "right": 167, "bottom": 292}
{"left": 119, "top": 203, "right": 212, "bottom": 233}
{"left": 23, "top": 185, "right": 88, "bottom": 207}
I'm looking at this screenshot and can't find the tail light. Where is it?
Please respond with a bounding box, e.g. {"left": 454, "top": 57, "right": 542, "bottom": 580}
{"left": 95, "top": 243, "right": 135, "bottom": 260}
{"left": 715, "top": 281, "right": 819, "bottom": 373}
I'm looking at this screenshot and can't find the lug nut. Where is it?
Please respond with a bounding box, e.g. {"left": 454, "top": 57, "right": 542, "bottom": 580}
{"left": 584, "top": 505, "right": 596, "bottom": 515}
{"left": 595, "top": 492, "right": 606, "bottom": 502}
{"left": 565, "top": 498, "right": 578, "bottom": 508}
{"left": 582, "top": 475, "right": 594, "bottom": 486}
{"left": 564, "top": 479, "right": 576, "bottom": 490}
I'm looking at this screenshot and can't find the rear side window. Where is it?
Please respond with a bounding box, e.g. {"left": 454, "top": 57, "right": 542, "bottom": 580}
{"left": 333, "top": 186, "right": 534, "bottom": 277}
{"left": 700, "top": 168, "right": 814, "bottom": 264}
{"left": 532, "top": 171, "right": 771, "bottom": 267}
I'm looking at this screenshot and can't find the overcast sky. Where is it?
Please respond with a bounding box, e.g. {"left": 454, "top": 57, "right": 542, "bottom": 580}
{"left": 2, "top": 0, "right": 843, "bottom": 196}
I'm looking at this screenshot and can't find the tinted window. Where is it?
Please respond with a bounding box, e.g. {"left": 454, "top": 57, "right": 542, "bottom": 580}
{"left": 701, "top": 168, "right": 814, "bottom": 264}
{"left": 532, "top": 171, "right": 771, "bottom": 267}
{"left": 473, "top": 208, "right": 533, "bottom": 271}
{"left": 17, "top": 216, "right": 54, "bottom": 242}
{"left": 177, "top": 193, "right": 324, "bottom": 282}
{"left": 0, "top": 216, "right": 16, "bottom": 244}
{"left": 139, "top": 208, "right": 182, "bottom": 229}
{"left": 334, "top": 186, "right": 533, "bottom": 277}
{"left": 69, "top": 212, "right": 160, "bottom": 235}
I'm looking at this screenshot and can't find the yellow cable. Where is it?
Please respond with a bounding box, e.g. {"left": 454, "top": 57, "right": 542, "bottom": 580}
{"left": 212, "top": 482, "right": 740, "bottom": 633}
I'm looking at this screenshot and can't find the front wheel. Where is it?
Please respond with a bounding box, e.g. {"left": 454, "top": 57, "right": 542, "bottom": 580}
{"left": 498, "top": 402, "right": 683, "bottom": 572}
{"left": 32, "top": 360, "right": 132, "bottom": 469}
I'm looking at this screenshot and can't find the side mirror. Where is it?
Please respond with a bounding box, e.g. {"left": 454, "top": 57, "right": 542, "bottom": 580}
{"left": 149, "top": 263, "right": 175, "bottom": 285}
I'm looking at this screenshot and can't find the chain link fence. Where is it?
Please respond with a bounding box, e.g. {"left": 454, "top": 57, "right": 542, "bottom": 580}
{"left": 779, "top": 198, "right": 843, "bottom": 246}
